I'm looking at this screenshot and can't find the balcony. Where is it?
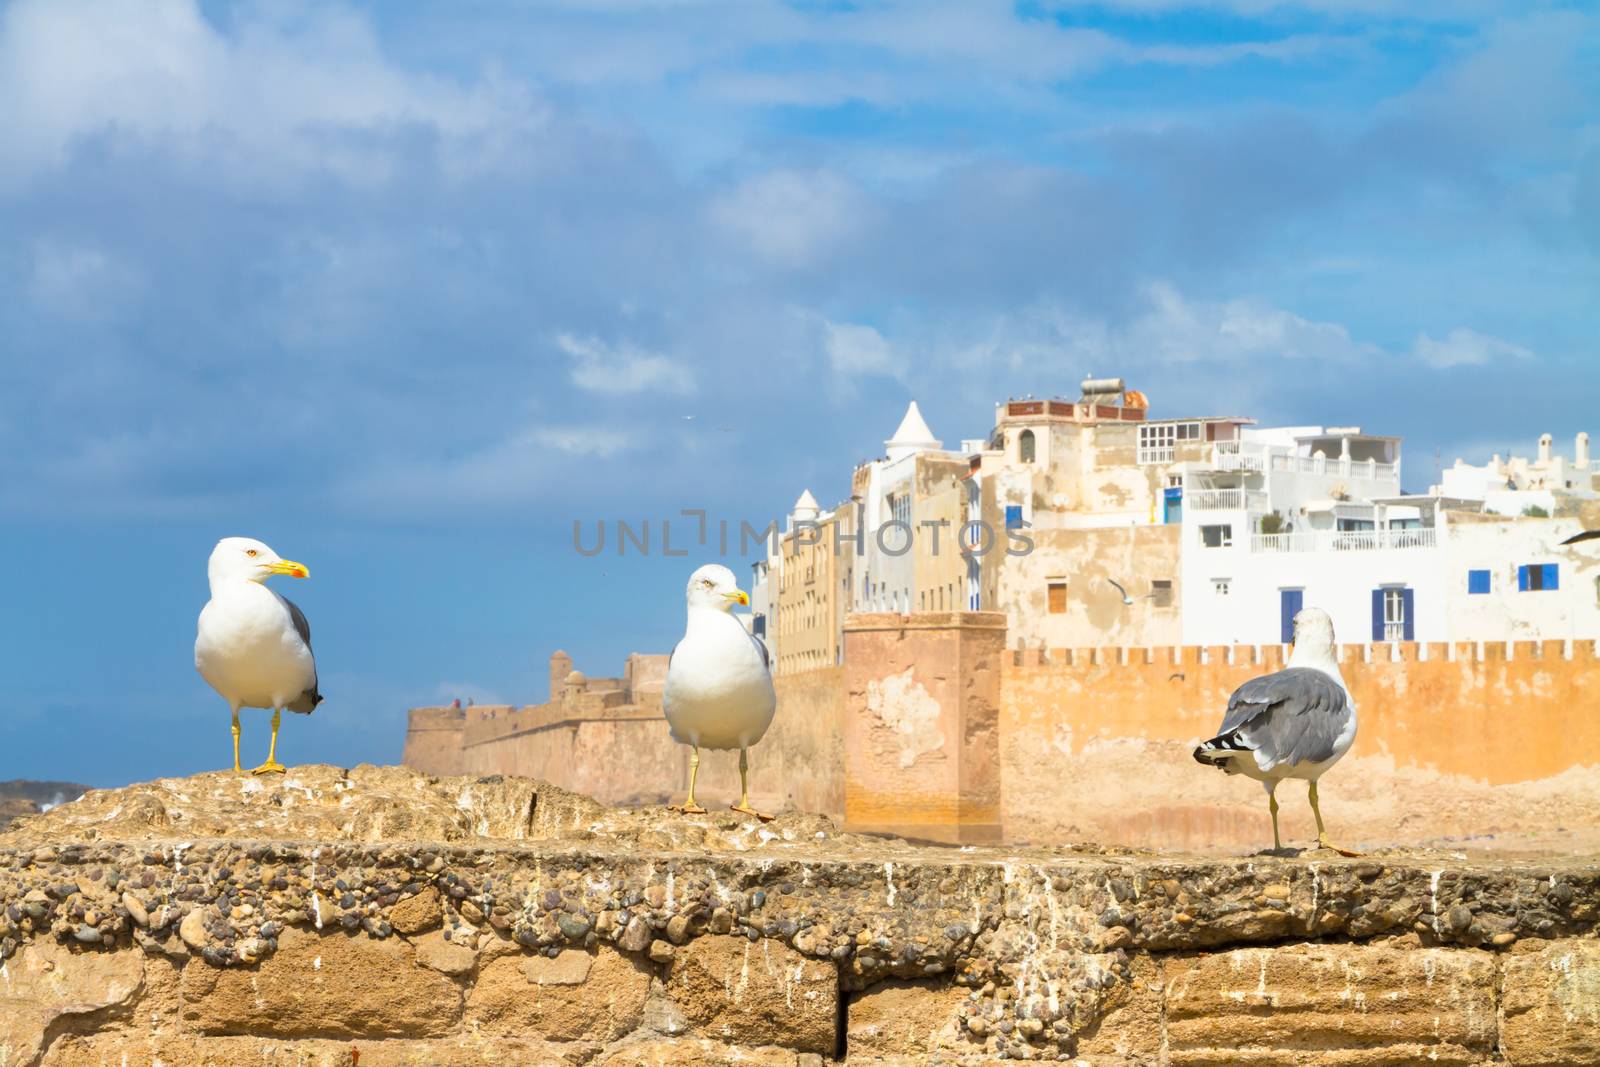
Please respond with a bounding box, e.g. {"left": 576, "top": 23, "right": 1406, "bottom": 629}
{"left": 1187, "top": 489, "right": 1270, "bottom": 512}
{"left": 1250, "top": 528, "right": 1437, "bottom": 553}
{"left": 1268, "top": 454, "right": 1397, "bottom": 481}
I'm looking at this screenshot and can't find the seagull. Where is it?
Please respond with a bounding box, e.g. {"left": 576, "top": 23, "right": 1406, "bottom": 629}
{"left": 1192, "top": 607, "right": 1359, "bottom": 856}
{"left": 663, "top": 563, "right": 776, "bottom": 821}
{"left": 1107, "top": 578, "right": 1153, "bottom": 605}
{"left": 195, "top": 537, "right": 322, "bottom": 775}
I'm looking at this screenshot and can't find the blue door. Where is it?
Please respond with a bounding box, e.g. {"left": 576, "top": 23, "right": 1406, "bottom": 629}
{"left": 1163, "top": 487, "right": 1183, "bottom": 524}
{"left": 1280, "top": 589, "right": 1303, "bottom": 643}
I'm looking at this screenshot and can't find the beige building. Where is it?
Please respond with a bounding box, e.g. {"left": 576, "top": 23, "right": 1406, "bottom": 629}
{"left": 771, "top": 491, "right": 852, "bottom": 675}
{"left": 974, "top": 384, "right": 1253, "bottom": 650}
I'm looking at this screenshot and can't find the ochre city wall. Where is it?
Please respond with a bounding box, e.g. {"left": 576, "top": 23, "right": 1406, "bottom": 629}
{"left": 1002, "top": 638, "right": 1600, "bottom": 849}
{"left": 407, "top": 666, "right": 846, "bottom": 818}
{"left": 404, "top": 620, "right": 1600, "bottom": 847}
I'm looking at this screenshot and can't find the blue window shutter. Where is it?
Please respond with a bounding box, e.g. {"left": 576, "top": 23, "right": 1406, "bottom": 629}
{"left": 1544, "top": 563, "right": 1559, "bottom": 590}
{"left": 1467, "top": 570, "right": 1490, "bottom": 594}
{"left": 1280, "top": 589, "right": 1302, "bottom": 643}
{"left": 1518, "top": 565, "right": 1530, "bottom": 592}
{"left": 1401, "top": 588, "right": 1415, "bottom": 641}
{"left": 1371, "top": 589, "right": 1384, "bottom": 641}
{"left": 1004, "top": 505, "right": 1022, "bottom": 529}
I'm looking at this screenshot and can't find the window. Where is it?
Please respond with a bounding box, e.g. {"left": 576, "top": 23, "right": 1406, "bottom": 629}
{"left": 1174, "top": 422, "right": 1201, "bottom": 440}
{"left": 1371, "top": 586, "right": 1414, "bottom": 641}
{"left": 1019, "top": 429, "right": 1036, "bottom": 464}
{"left": 1138, "top": 424, "right": 1176, "bottom": 464}
{"left": 1518, "top": 564, "right": 1559, "bottom": 591}
{"left": 1047, "top": 581, "right": 1067, "bottom": 613}
{"left": 1212, "top": 578, "right": 1231, "bottom": 596}
{"left": 888, "top": 493, "right": 912, "bottom": 528}
{"left": 1467, "top": 569, "right": 1491, "bottom": 595}
{"left": 1004, "top": 504, "right": 1024, "bottom": 529}
{"left": 1383, "top": 588, "right": 1406, "bottom": 641}
{"left": 1151, "top": 579, "right": 1173, "bottom": 607}
{"left": 1200, "top": 524, "right": 1233, "bottom": 548}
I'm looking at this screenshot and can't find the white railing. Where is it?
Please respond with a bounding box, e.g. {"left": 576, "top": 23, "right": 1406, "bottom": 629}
{"left": 1268, "top": 455, "right": 1397, "bottom": 481}
{"left": 1215, "top": 452, "right": 1265, "bottom": 471}
{"left": 1251, "top": 528, "right": 1437, "bottom": 553}
{"left": 1188, "top": 489, "right": 1244, "bottom": 510}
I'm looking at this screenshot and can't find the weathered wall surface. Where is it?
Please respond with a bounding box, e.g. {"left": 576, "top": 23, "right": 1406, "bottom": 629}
{"left": 1002, "top": 639, "right": 1600, "bottom": 849}
{"left": 414, "top": 666, "right": 847, "bottom": 819}
{"left": 844, "top": 612, "right": 1006, "bottom": 843}
{"left": 2, "top": 767, "right": 1598, "bottom": 1066}
{"left": 406, "top": 622, "right": 1600, "bottom": 849}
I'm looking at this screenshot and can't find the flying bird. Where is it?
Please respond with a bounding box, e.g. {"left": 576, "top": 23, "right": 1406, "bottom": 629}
{"left": 1107, "top": 578, "right": 1153, "bottom": 605}
{"left": 1192, "top": 607, "right": 1359, "bottom": 855}
{"left": 195, "top": 537, "right": 322, "bottom": 775}
{"left": 663, "top": 564, "right": 777, "bottom": 821}
{"left": 1562, "top": 529, "right": 1600, "bottom": 545}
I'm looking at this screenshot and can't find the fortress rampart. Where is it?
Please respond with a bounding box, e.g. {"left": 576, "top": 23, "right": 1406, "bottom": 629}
{"left": 404, "top": 614, "right": 1600, "bottom": 848}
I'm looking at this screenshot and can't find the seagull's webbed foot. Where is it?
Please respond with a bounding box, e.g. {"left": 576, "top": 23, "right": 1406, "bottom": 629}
{"left": 1314, "top": 835, "right": 1362, "bottom": 857}
{"left": 250, "top": 759, "right": 288, "bottom": 776}
{"left": 671, "top": 803, "right": 708, "bottom": 816}
{"left": 730, "top": 803, "right": 774, "bottom": 823}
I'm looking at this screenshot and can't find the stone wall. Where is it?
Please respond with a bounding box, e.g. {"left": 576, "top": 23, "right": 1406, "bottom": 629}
{"left": 404, "top": 623, "right": 1600, "bottom": 849}
{"left": 2, "top": 766, "right": 1598, "bottom": 1066}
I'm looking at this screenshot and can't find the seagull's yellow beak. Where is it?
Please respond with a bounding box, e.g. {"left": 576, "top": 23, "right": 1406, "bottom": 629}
{"left": 268, "top": 559, "right": 310, "bottom": 579}
{"left": 722, "top": 589, "right": 750, "bottom": 607}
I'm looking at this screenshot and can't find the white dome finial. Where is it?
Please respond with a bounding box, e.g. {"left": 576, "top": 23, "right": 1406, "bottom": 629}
{"left": 885, "top": 400, "right": 942, "bottom": 461}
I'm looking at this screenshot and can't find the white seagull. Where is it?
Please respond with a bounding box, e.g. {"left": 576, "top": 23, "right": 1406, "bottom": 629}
{"left": 195, "top": 537, "right": 322, "bottom": 775}
{"left": 1193, "top": 607, "right": 1359, "bottom": 855}
{"left": 663, "top": 563, "right": 776, "bottom": 820}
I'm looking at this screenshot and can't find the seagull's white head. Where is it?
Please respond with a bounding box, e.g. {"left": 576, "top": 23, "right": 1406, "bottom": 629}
{"left": 685, "top": 563, "right": 748, "bottom": 612}
{"left": 208, "top": 536, "right": 310, "bottom": 588}
{"left": 1291, "top": 607, "right": 1335, "bottom": 654}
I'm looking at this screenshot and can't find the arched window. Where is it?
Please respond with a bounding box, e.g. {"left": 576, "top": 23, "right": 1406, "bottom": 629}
{"left": 1019, "top": 429, "right": 1036, "bottom": 463}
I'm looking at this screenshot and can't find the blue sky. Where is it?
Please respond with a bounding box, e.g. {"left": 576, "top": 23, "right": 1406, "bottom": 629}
{"left": 2, "top": 0, "right": 1596, "bottom": 786}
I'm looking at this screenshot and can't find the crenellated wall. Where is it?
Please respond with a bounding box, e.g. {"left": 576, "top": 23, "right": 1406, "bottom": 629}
{"left": 403, "top": 624, "right": 1600, "bottom": 848}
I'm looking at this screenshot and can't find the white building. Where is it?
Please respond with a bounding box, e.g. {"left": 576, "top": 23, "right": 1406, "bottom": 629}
{"left": 1177, "top": 429, "right": 1600, "bottom": 646}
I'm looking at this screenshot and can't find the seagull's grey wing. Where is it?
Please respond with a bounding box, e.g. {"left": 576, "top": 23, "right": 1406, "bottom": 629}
{"left": 1108, "top": 578, "right": 1128, "bottom": 597}
{"left": 1562, "top": 529, "right": 1600, "bottom": 545}
{"left": 1217, "top": 667, "right": 1348, "bottom": 769}
{"left": 278, "top": 593, "right": 323, "bottom": 714}
{"left": 746, "top": 630, "right": 771, "bottom": 672}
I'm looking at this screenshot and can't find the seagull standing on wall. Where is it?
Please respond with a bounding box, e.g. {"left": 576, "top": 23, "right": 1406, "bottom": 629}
{"left": 195, "top": 537, "right": 323, "bottom": 774}
{"left": 663, "top": 564, "right": 777, "bottom": 821}
{"left": 1192, "top": 607, "right": 1359, "bottom": 855}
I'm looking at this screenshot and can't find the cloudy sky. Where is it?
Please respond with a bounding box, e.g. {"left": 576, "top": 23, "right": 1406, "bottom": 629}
{"left": 3, "top": 0, "right": 1596, "bottom": 785}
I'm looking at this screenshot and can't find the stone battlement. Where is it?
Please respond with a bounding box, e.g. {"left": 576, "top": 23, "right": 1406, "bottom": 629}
{"left": 1, "top": 765, "right": 1597, "bottom": 1065}
{"left": 407, "top": 616, "right": 1600, "bottom": 850}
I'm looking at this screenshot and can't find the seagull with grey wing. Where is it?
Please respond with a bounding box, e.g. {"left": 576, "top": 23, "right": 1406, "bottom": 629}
{"left": 663, "top": 564, "right": 777, "bottom": 821}
{"left": 1193, "top": 607, "right": 1360, "bottom": 856}
{"left": 195, "top": 537, "right": 322, "bottom": 775}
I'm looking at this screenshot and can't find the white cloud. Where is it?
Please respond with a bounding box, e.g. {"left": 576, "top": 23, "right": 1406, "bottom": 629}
{"left": 557, "top": 334, "right": 695, "bottom": 395}
{"left": 0, "top": 0, "right": 544, "bottom": 187}
{"left": 708, "top": 169, "right": 865, "bottom": 268}
{"left": 1070, "top": 281, "right": 1380, "bottom": 365}
{"left": 531, "top": 426, "right": 640, "bottom": 457}
{"left": 1411, "top": 327, "right": 1534, "bottom": 368}
{"left": 824, "top": 321, "right": 904, "bottom": 380}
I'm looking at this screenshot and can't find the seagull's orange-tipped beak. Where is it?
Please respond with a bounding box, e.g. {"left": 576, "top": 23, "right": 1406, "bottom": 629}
{"left": 722, "top": 589, "right": 750, "bottom": 607}
{"left": 268, "top": 559, "right": 310, "bottom": 579}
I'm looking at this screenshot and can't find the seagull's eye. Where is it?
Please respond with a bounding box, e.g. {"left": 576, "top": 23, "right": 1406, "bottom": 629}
{"left": 701, "top": 579, "right": 714, "bottom": 589}
{"left": 245, "top": 549, "right": 258, "bottom": 557}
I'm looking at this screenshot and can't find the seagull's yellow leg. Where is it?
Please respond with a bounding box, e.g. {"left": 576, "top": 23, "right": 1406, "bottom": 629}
{"left": 673, "top": 746, "right": 707, "bottom": 815}
{"left": 231, "top": 708, "right": 242, "bottom": 773}
{"left": 1309, "top": 781, "right": 1360, "bottom": 856}
{"left": 251, "top": 708, "right": 288, "bottom": 776}
{"left": 1268, "top": 790, "right": 1282, "bottom": 851}
{"left": 730, "top": 746, "right": 773, "bottom": 823}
